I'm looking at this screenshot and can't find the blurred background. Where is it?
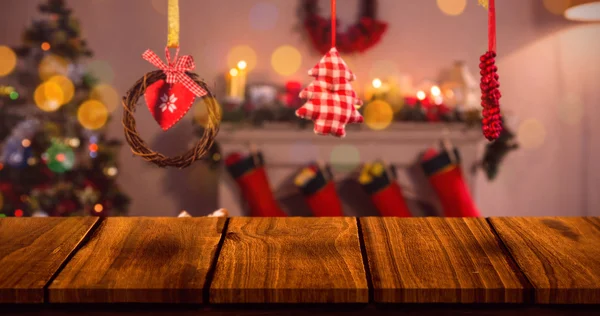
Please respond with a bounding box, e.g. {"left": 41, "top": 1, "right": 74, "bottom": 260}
{"left": 0, "top": 0, "right": 598, "bottom": 218}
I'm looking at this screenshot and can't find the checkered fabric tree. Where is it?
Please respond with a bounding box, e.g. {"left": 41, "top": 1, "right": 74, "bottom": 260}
{"left": 296, "top": 47, "right": 363, "bottom": 138}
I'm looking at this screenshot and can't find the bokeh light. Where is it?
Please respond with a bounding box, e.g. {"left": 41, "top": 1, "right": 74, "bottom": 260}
{"left": 77, "top": 100, "right": 108, "bottom": 130}
{"left": 364, "top": 100, "right": 394, "bottom": 131}
{"left": 39, "top": 54, "right": 68, "bottom": 81}
{"left": 9, "top": 91, "right": 19, "bottom": 100}
{"left": 557, "top": 94, "right": 584, "bottom": 125}
{"left": 330, "top": 145, "right": 361, "bottom": 172}
{"left": 90, "top": 84, "right": 120, "bottom": 112}
{"left": 437, "top": 0, "right": 467, "bottom": 16}
{"left": 34, "top": 81, "right": 64, "bottom": 112}
{"left": 151, "top": 0, "right": 167, "bottom": 15}
{"left": 249, "top": 2, "right": 279, "bottom": 31}
{"left": 87, "top": 60, "right": 115, "bottom": 84}
{"left": 372, "top": 78, "right": 382, "bottom": 89}
{"left": 227, "top": 45, "right": 257, "bottom": 72}
{"left": 271, "top": 45, "right": 302, "bottom": 76}
{"left": 543, "top": 0, "right": 571, "bottom": 15}
{"left": 48, "top": 75, "right": 74, "bottom": 105}
{"left": 45, "top": 142, "right": 75, "bottom": 173}
{"left": 517, "top": 119, "right": 547, "bottom": 149}
{"left": 41, "top": 42, "right": 51, "bottom": 51}
{"left": 94, "top": 203, "right": 104, "bottom": 213}
{"left": 0, "top": 46, "right": 17, "bottom": 77}
{"left": 417, "top": 90, "right": 427, "bottom": 101}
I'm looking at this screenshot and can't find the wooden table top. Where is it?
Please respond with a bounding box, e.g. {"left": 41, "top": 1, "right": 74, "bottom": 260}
{"left": 1, "top": 217, "right": 599, "bottom": 314}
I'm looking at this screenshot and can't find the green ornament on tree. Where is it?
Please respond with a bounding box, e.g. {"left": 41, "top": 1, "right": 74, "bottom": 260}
{"left": 44, "top": 141, "right": 75, "bottom": 173}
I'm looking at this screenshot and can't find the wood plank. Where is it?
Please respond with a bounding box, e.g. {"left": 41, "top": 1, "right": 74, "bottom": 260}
{"left": 360, "top": 217, "right": 529, "bottom": 303}
{"left": 489, "top": 217, "right": 600, "bottom": 304}
{"left": 209, "top": 217, "right": 369, "bottom": 303}
{"left": 47, "top": 217, "right": 226, "bottom": 303}
{"left": 0, "top": 217, "right": 99, "bottom": 303}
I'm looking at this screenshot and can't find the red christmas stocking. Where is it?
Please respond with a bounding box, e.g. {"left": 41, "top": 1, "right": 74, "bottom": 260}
{"left": 421, "top": 148, "right": 480, "bottom": 217}
{"left": 295, "top": 165, "right": 344, "bottom": 217}
{"left": 225, "top": 152, "right": 286, "bottom": 217}
{"left": 359, "top": 162, "right": 412, "bottom": 217}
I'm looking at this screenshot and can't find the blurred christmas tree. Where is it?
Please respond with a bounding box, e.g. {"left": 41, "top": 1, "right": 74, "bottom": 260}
{"left": 0, "top": 0, "right": 129, "bottom": 217}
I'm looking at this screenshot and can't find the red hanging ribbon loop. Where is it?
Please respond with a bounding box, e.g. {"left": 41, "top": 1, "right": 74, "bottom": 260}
{"left": 331, "top": 0, "right": 336, "bottom": 48}
{"left": 142, "top": 47, "right": 207, "bottom": 97}
{"left": 489, "top": 0, "right": 496, "bottom": 52}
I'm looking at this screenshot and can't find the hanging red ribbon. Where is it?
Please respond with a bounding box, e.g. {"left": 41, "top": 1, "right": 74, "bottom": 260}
{"left": 331, "top": 0, "right": 336, "bottom": 48}
{"left": 488, "top": 0, "right": 496, "bottom": 52}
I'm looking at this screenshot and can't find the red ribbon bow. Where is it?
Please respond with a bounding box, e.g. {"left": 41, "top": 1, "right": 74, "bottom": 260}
{"left": 142, "top": 47, "right": 207, "bottom": 97}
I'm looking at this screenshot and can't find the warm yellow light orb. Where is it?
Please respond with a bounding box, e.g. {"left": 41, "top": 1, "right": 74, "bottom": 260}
{"left": 48, "top": 75, "right": 75, "bottom": 105}
{"left": 34, "top": 81, "right": 64, "bottom": 112}
{"left": 229, "top": 68, "right": 239, "bottom": 77}
{"left": 0, "top": 46, "right": 17, "bottom": 77}
{"left": 364, "top": 100, "right": 394, "bottom": 131}
{"left": 38, "top": 54, "right": 68, "bottom": 81}
{"left": 77, "top": 100, "right": 108, "bottom": 130}
{"left": 237, "top": 60, "right": 247, "bottom": 70}
{"left": 431, "top": 85, "right": 441, "bottom": 97}
{"left": 417, "top": 90, "right": 427, "bottom": 101}
{"left": 271, "top": 45, "right": 302, "bottom": 76}
{"left": 437, "top": 0, "right": 467, "bottom": 16}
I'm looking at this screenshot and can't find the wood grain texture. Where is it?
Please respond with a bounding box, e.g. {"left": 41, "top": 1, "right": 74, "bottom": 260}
{"left": 360, "top": 217, "right": 529, "bottom": 303}
{"left": 489, "top": 217, "right": 600, "bottom": 304}
{"left": 47, "top": 217, "right": 226, "bottom": 303}
{"left": 210, "top": 217, "right": 369, "bottom": 303}
{"left": 0, "top": 217, "right": 99, "bottom": 303}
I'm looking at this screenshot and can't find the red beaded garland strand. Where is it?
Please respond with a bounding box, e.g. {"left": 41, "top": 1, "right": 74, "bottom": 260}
{"left": 480, "top": 0, "right": 502, "bottom": 141}
{"left": 479, "top": 51, "right": 502, "bottom": 141}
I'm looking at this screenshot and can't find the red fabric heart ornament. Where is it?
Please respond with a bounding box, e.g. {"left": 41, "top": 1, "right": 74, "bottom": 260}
{"left": 144, "top": 79, "right": 196, "bottom": 131}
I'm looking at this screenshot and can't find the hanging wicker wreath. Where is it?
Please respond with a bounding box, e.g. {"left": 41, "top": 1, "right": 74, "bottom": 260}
{"left": 302, "top": 0, "right": 388, "bottom": 54}
{"left": 122, "top": 70, "right": 221, "bottom": 169}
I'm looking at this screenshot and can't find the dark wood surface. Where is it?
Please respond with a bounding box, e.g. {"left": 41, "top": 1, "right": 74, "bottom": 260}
{"left": 360, "top": 217, "right": 529, "bottom": 303}
{"left": 0, "top": 217, "right": 99, "bottom": 303}
{"left": 209, "top": 217, "right": 369, "bottom": 303}
{"left": 47, "top": 217, "right": 226, "bottom": 303}
{"left": 1, "top": 216, "right": 599, "bottom": 311}
{"left": 489, "top": 217, "right": 600, "bottom": 304}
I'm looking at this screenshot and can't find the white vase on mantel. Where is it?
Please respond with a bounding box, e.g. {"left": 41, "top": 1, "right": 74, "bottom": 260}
{"left": 442, "top": 61, "right": 481, "bottom": 113}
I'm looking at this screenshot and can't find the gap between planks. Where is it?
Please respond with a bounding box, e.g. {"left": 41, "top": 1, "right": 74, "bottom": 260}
{"left": 39, "top": 216, "right": 536, "bottom": 305}
{"left": 485, "top": 218, "right": 536, "bottom": 304}
{"left": 42, "top": 216, "right": 104, "bottom": 303}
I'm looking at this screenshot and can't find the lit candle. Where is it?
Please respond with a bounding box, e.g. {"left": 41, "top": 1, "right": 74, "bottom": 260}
{"left": 237, "top": 60, "right": 247, "bottom": 101}
{"left": 226, "top": 68, "right": 240, "bottom": 99}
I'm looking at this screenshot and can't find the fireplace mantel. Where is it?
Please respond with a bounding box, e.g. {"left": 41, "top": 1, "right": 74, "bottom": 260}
{"left": 217, "top": 122, "right": 483, "bottom": 217}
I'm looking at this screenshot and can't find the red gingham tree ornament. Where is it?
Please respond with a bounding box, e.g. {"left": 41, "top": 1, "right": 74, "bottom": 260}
{"left": 296, "top": 48, "right": 364, "bottom": 137}
{"left": 296, "top": 0, "right": 364, "bottom": 137}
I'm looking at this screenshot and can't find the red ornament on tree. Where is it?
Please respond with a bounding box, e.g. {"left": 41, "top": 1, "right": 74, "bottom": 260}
{"left": 296, "top": 0, "right": 364, "bottom": 137}
{"left": 479, "top": 0, "right": 503, "bottom": 141}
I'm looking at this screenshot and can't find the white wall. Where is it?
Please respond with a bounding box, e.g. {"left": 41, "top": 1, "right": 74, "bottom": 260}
{"left": 1, "top": 0, "right": 598, "bottom": 216}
